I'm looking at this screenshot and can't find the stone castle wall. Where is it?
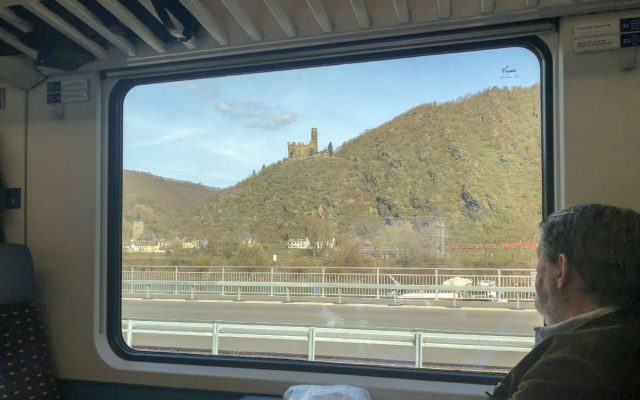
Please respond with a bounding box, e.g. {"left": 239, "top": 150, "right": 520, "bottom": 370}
{"left": 288, "top": 128, "right": 319, "bottom": 159}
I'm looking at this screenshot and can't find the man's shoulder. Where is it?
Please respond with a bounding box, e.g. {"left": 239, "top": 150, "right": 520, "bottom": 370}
{"left": 496, "top": 310, "right": 640, "bottom": 399}
{"left": 558, "top": 308, "right": 640, "bottom": 342}
{"left": 581, "top": 307, "right": 640, "bottom": 328}
{"left": 518, "top": 310, "right": 640, "bottom": 396}
{"left": 545, "top": 309, "right": 640, "bottom": 358}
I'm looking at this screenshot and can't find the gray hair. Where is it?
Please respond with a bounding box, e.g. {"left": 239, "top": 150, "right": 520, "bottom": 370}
{"left": 540, "top": 204, "right": 640, "bottom": 309}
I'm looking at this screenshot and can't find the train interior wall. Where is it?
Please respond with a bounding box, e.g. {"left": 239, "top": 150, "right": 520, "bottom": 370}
{"left": 1, "top": 10, "right": 639, "bottom": 400}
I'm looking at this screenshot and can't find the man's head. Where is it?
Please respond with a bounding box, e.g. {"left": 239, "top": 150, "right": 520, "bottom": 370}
{"left": 535, "top": 204, "right": 640, "bottom": 325}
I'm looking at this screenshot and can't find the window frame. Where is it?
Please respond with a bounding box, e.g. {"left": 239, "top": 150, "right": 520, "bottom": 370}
{"left": 106, "top": 28, "right": 554, "bottom": 385}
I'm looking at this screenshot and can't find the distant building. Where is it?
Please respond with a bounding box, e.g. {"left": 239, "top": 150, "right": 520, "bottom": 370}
{"left": 288, "top": 237, "right": 311, "bottom": 249}
{"left": 288, "top": 128, "right": 318, "bottom": 158}
{"left": 124, "top": 213, "right": 166, "bottom": 253}
{"left": 182, "top": 238, "right": 209, "bottom": 249}
{"left": 361, "top": 248, "right": 400, "bottom": 259}
{"left": 133, "top": 232, "right": 165, "bottom": 253}
{"left": 140, "top": 243, "right": 163, "bottom": 253}
{"left": 316, "top": 238, "right": 336, "bottom": 249}
{"left": 241, "top": 236, "right": 256, "bottom": 247}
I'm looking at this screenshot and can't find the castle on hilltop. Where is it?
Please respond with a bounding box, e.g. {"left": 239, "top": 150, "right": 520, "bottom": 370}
{"left": 288, "top": 128, "right": 318, "bottom": 159}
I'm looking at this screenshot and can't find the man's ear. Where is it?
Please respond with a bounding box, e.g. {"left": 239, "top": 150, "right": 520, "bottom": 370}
{"left": 555, "top": 253, "right": 570, "bottom": 289}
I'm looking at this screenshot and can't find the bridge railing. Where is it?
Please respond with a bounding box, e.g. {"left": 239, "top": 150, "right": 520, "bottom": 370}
{"left": 122, "top": 319, "right": 535, "bottom": 368}
{"left": 122, "top": 266, "right": 536, "bottom": 302}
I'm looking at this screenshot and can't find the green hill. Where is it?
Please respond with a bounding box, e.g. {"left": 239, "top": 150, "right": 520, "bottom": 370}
{"left": 122, "top": 170, "right": 219, "bottom": 241}
{"left": 195, "top": 85, "right": 541, "bottom": 248}
{"left": 123, "top": 85, "right": 542, "bottom": 266}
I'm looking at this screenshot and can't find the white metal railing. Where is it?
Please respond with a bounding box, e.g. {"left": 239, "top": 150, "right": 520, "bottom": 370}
{"left": 122, "top": 319, "right": 535, "bottom": 368}
{"left": 122, "top": 266, "right": 536, "bottom": 303}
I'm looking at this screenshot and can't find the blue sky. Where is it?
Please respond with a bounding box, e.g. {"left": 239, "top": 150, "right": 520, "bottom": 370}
{"left": 124, "top": 46, "right": 540, "bottom": 188}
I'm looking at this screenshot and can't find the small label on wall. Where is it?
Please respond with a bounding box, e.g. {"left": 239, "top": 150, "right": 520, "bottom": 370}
{"left": 61, "top": 90, "right": 89, "bottom": 103}
{"left": 47, "top": 81, "right": 61, "bottom": 104}
{"left": 47, "top": 81, "right": 61, "bottom": 92}
{"left": 47, "top": 93, "right": 61, "bottom": 104}
{"left": 574, "top": 20, "right": 619, "bottom": 38}
{"left": 621, "top": 18, "right": 640, "bottom": 33}
{"left": 47, "top": 79, "right": 89, "bottom": 104}
{"left": 621, "top": 32, "right": 640, "bottom": 48}
{"left": 574, "top": 17, "right": 640, "bottom": 54}
{"left": 574, "top": 35, "right": 619, "bottom": 53}
{"left": 61, "top": 79, "right": 89, "bottom": 91}
{"left": 575, "top": 17, "right": 640, "bottom": 38}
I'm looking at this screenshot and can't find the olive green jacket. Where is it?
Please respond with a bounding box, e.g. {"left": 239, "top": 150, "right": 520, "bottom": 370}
{"left": 488, "top": 308, "right": 640, "bottom": 399}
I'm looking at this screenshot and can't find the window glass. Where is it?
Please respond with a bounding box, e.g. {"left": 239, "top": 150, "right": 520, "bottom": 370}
{"left": 121, "top": 47, "right": 542, "bottom": 373}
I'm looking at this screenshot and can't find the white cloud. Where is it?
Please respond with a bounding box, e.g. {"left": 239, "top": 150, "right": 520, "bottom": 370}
{"left": 249, "top": 107, "right": 266, "bottom": 117}
{"left": 235, "top": 101, "right": 269, "bottom": 118}
{"left": 273, "top": 111, "right": 296, "bottom": 124}
{"left": 201, "top": 146, "right": 245, "bottom": 160}
{"left": 253, "top": 111, "right": 298, "bottom": 130}
{"left": 125, "top": 117, "right": 203, "bottom": 148}
{"left": 147, "top": 130, "right": 201, "bottom": 146}
{"left": 175, "top": 81, "right": 217, "bottom": 96}
{"left": 216, "top": 102, "right": 234, "bottom": 112}
{"left": 215, "top": 101, "right": 297, "bottom": 130}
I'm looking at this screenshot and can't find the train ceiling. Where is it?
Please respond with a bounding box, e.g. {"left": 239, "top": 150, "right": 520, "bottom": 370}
{"left": 0, "top": 0, "right": 638, "bottom": 75}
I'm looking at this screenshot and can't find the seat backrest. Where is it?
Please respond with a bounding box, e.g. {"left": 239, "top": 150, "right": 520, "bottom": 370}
{"left": 0, "top": 244, "right": 61, "bottom": 399}
{"left": 0, "top": 244, "right": 37, "bottom": 305}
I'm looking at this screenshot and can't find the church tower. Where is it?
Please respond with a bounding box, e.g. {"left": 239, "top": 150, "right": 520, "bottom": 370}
{"left": 310, "top": 127, "right": 318, "bottom": 155}
{"left": 132, "top": 212, "right": 144, "bottom": 241}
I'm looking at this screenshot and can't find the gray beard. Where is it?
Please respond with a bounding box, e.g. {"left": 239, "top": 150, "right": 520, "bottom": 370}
{"left": 535, "top": 292, "right": 562, "bottom": 325}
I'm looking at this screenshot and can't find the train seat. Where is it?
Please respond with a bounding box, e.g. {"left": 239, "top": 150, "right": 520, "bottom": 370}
{"left": 0, "top": 244, "right": 61, "bottom": 399}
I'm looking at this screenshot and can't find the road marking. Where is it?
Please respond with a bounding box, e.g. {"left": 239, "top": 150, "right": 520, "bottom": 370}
{"left": 122, "top": 297, "right": 536, "bottom": 312}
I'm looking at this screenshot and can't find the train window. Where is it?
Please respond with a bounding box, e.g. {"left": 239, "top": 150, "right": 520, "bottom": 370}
{"left": 110, "top": 42, "right": 550, "bottom": 379}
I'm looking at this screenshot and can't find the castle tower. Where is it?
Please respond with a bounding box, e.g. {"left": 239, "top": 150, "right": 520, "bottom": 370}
{"left": 310, "top": 127, "right": 318, "bottom": 155}
{"left": 132, "top": 212, "right": 144, "bottom": 242}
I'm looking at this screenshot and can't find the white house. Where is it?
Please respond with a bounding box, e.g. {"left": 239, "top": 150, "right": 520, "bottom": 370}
{"left": 288, "top": 237, "right": 311, "bottom": 249}
{"left": 316, "top": 238, "right": 336, "bottom": 249}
